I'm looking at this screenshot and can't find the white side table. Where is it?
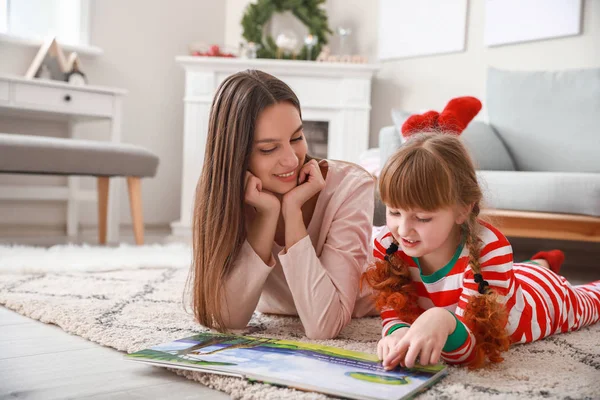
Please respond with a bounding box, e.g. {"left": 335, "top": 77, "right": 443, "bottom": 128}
{"left": 0, "top": 74, "right": 127, "bottom": 242}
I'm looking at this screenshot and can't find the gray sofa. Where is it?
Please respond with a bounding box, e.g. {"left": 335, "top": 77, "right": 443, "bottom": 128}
{"left": 374, "top": 67, "right": 600, "bottom": 242}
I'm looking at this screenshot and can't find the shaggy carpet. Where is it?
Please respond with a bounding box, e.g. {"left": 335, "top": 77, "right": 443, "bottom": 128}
{"left": 0, "top": 244, "right": 598, "bottom": 399}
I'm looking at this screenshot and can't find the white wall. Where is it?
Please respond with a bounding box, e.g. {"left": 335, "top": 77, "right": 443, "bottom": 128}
{"left": 225, "top": 0, "right": 600, "bottom": 146}
{"left": 225, "top": 0, "right": 250, "bottom": 49}
{"left": 0, "top": 0, "right": 225, "bottom": 235}
{"left": 339, "top": 0, "right": 600, "bottom": 145}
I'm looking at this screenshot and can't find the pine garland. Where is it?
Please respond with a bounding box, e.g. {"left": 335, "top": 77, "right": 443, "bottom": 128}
{"left": 241, "top": 0, "right": 332, "bottom": 60}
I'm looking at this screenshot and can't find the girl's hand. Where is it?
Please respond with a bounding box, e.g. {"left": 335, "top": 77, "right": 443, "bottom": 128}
{"left": 377, "top": 327, "right": 410, "bottom": 363}
{"left": 244, "top": 171, "right": 280, "bottom": 215}
{"left": 282, "top": 159, "right": 325, "bottom": 215}
{"left": 383, "top": 308, "right": 456, "bottom": 370}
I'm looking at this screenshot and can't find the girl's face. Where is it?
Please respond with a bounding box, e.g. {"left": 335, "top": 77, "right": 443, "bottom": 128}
{"left": 386, "top": 205, "right": 469, "bottom": 261}
{"left": 248, "top": 102, "right": 307, "bottom": 195}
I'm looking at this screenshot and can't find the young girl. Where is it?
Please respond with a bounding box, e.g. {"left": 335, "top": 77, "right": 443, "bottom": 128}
{"left": 363, "top": 97, "right": 600, "bottom": 369}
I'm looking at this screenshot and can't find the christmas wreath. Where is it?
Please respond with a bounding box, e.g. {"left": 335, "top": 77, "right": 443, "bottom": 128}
{"left": 241, "top": 0, "right": 332, "bottom": 60}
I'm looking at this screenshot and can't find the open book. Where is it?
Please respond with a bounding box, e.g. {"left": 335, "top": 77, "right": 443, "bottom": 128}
{"left": 125, "top": 332, "right": 447, "bottom": 400}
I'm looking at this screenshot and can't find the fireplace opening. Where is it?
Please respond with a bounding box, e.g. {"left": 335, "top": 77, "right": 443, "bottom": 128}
{"left": 303, "top": 121, "right": 328, "bottom": 159}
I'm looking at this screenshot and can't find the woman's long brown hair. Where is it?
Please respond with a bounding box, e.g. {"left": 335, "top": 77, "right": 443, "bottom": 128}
{"left": 189, "top": 70, "right": 302, "bottom": 331}
{"left": 362, "top": 133, "right": 510, "bottom": 368}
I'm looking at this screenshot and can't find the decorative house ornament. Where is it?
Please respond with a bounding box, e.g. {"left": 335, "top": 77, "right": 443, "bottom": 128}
{"left": 65, "top": 52, "right": 87, "bottom": 86}
{"left": 25, "top": 37, "right": 69, "bottom": 81}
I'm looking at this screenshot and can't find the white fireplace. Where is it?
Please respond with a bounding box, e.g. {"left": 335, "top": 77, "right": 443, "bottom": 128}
{"left": 171, "top": 57, "right": 379, "bottom": 238}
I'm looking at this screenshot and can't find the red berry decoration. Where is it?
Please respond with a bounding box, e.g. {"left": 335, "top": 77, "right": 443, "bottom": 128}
{"left": 191, "top": 44, "right": 236, "bottom": 58}
{"left": 207, "top": 45, "right": 220, "bottom": 56}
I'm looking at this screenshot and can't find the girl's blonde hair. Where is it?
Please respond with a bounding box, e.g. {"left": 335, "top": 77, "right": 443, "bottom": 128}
{"left": 363, "top": 132, "right": 511, "bottom": 368}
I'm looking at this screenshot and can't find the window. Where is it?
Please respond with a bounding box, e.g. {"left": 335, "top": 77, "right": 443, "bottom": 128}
{"left": 0, "top": 0, "right": 90, "bottom": 48}
{"left": 0, "top": 1, "right": 7, "bottom": 33}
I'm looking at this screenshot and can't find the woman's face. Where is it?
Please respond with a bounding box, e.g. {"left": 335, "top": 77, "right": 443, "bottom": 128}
{"left": 248, "top": 102, "right": 307, "bottom": 195}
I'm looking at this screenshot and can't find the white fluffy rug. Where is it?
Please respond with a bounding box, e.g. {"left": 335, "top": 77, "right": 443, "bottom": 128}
{"left": 0, "top": 244, "right": 599, "bottom": 399}
{"left": 0, "top": 243, "right": 191, "bottom": 273}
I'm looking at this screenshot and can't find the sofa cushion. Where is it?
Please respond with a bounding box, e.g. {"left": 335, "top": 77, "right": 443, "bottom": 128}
{"left": 478, "top": 170, "right": 600, "bottom": 217}
{"left": 487, "top": 67, "right": 600, "bottom": 173}
{"left": 462, "top": 121, "right": 516, "bottom": 171}
{"left": 391, "top": 109, "right": 411, "bottom": 143}
{"left": 378, "top": 125, "right": 403, "bottom": 172}
{"left": 391, "top": 109, "right": 516, "bottom": 171}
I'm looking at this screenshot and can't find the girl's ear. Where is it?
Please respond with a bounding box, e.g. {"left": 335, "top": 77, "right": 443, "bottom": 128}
{"left": 455, "top": 203, "right": 474, "bottom": 225}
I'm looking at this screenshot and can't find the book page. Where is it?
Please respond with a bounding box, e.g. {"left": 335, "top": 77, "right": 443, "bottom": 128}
{"left": 126, "top": 333, "right": 446, "bottom": 400}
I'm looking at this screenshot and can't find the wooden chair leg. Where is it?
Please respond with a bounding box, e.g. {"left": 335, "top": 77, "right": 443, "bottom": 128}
{"left": 127, "top": 177, "right": 144, "bottom": 245}
{"left": 97, "top": 177, "right": 110, "bottom": 245}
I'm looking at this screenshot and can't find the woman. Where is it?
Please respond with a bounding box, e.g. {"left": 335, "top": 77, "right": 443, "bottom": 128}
{"left": 190, "top": 70, "right": 375, "bottom": 339}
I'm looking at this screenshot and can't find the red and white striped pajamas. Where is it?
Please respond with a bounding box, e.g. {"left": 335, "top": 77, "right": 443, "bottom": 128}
{"left": 373, "top": 221, "right": 600, "bottom": 366}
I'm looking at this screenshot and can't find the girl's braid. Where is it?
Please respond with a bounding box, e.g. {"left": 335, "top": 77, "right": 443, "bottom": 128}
{"left": 464, "top": 204, "right": 490, "bottom": 294}
{"left": 362, "top": 241, "right": 421, "bottom": 324}
{"left": 461, "top": 204, "right": 511, "bottom": 368}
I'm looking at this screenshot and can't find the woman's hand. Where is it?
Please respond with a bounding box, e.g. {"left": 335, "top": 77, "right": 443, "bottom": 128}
{"left": 244, "top": 172, "right": 281, "bottom": 264}
{"left": 282, "top": 159, "right": 325, "bottom": 216}
{"left": 382, "top": 308, "right": 456, "bottom": 370}
{"left": 244, "top": 171, "right": 281, "bottom": 216}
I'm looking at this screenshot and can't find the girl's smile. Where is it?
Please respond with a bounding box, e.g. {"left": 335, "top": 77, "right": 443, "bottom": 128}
{"left": 387, "top": 206, "right": 468, "bottom": 271}
{"left": 400, "top": 237, "right": 420, "bottom": 248}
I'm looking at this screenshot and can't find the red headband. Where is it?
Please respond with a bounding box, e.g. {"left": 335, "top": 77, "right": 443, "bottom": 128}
{"left": 401, "top": 96, "right": 482, "bottom": 138}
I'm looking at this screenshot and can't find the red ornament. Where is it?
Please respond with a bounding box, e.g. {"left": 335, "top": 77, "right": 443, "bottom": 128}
{"left": 190, "top": 44, "right": 236, "bottom": 58}
{"left": 207, "top": 45, "right": 220, "bottom": 56}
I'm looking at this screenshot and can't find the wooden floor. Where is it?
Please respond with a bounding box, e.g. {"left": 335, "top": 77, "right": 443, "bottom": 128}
{"left": 0, "top": 308, "right": 229, "bottom": 399}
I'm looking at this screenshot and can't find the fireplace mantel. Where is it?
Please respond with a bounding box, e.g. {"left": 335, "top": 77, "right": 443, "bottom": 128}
{"left": 171, "top": 56, "right": 380, "bottom": 238}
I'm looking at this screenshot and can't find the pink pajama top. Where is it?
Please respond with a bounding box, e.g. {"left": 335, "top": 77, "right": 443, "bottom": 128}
{"left": 222, "top": 160, "right": 377, "bottom": 339}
